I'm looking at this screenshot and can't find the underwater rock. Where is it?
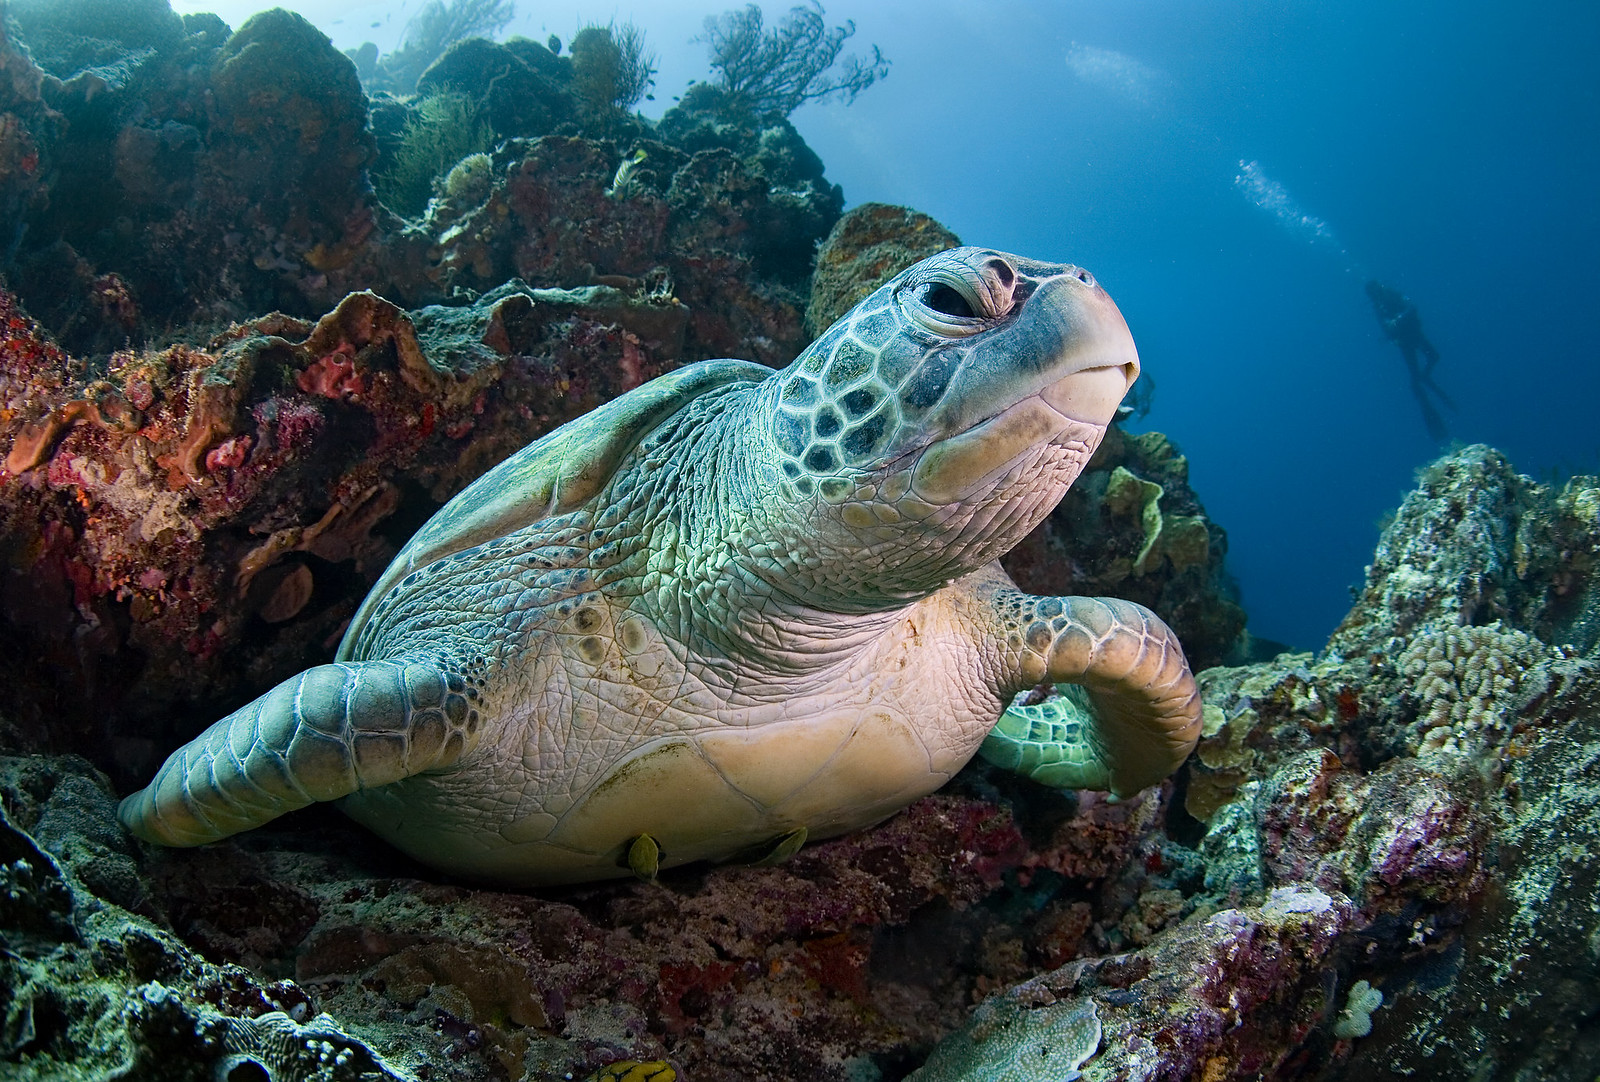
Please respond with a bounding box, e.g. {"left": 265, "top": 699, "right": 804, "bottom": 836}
{"left": 415, "top": 37, "right": 573, "bottom": 141}
{"left": 0, "top": 282, "right": 691, "bottom": 774}
{"left": 0, "top": 754, "right": 411, "bottom": 1082}
{"left": 917, "top": 444, "right": 1600, "bottom": 1080}
{"left": 0, "top": 20, "right": 58, "bottom": 249}
{"left": 1328, "top": 444, "right": 1600, "bottom": 657}
{"left": 654, "top": 84, "right": 843, "bottom": 288}
{"left": 806, "top": 202, "right": 964, "bottom": 337}
{"left": 4, "top": 0, "right": 185, "bottom": 80}
{"left": 915, "top": 885, "right": 1352, "bottom": 1081}
{"left": 206, "top": 10, "right": 375, "bottom": 258}
{"left": 7, "top": 5, "right": 382, "bottom": 352}
{"left": 406, "top": 133, "right": 817, "bottom": 366}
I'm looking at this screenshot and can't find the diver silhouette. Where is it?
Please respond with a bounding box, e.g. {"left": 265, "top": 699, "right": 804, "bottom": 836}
{"left": 1365, "top": 280, "right": 1453, "bottom": 441}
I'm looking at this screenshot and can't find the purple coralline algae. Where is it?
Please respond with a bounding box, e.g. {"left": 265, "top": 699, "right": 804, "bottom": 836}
{"left": 0, "top": 3, "right": 1598, "bottom": 1079}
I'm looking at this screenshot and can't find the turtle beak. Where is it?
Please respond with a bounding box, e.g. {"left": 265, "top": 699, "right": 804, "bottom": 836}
{"left": 908, "top": 275, "right": 1140, "bottom": 505}
{"left": 1040, "top": 357, "right": 1138, "bottom": 429}
{"left": 1040, "top": 277, "right": 1140, "bottom": 426}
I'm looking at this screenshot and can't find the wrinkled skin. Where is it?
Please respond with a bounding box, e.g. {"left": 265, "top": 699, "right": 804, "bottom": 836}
{"left": 120, "top": 248, "right": 1202, "bottom": 886}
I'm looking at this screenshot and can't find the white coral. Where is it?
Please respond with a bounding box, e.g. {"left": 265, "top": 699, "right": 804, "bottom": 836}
{"left": 1332, "top": 978, "right": 1384, "bottom": 1039}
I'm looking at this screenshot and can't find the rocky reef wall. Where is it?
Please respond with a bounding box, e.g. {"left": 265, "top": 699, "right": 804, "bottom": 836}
{"left": 5, "top": 438, "right": 1596, "bottom": 1081}
{"left": 3, "top": 4, "right": 1597, "bottom": 1082}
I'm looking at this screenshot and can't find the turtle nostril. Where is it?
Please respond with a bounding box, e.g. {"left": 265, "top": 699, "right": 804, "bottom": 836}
{"left": 1073, "top": 267, "right": 1096, "bottom": 288}
{"left": 986, "top": 258, "right": 1015, "bottom": 287}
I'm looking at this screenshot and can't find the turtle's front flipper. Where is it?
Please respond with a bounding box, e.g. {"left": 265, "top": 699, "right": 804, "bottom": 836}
{"left": 978, "top": 585, "right": 1201, "bottom": 798}
{"left": 118, "top": 657, "right": 479, "bottom": 846}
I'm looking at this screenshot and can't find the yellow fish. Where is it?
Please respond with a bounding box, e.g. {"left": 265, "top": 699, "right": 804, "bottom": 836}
{"left": 585, "top": 1061, "right": 676, "bottom": 1082}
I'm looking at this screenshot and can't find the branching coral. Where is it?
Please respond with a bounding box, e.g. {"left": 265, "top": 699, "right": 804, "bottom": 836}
{"left": 570, "top": 22, "right": 656, "bottom": 122}
{"left": 699, "top": 1, "right": 889, "bottom": 118}
{"left": 1398, "top": 621, "right": 1562, "bottom": 753}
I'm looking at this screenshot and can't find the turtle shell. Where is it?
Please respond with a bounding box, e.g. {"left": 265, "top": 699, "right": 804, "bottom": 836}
{"left": 337, "top": 358, "right": 773, "bottom": 661}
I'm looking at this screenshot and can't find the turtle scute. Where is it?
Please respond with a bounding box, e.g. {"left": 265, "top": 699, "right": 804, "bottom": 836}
{"left": 118, "top": 247, "right": 1202, "bottom": 885}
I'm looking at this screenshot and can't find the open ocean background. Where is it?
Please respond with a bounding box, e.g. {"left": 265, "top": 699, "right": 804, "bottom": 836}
{"left": 175, "top": 0, "right": 1600, "bottom": 652}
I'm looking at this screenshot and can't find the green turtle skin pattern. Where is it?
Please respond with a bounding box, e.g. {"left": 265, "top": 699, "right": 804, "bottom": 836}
{"left": 984, "top": 682, "right": 1108, "bottom": 791}
{"left": 119, "top": 247, "right": 1204, "bottom": 886}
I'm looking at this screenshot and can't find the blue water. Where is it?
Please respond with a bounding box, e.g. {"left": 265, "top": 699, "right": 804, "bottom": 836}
{"left": 184, "top": 0, "right": 1600, "bottom": 652}
{"left": 786, "top": 0, "right": 1600, "bottom": 651}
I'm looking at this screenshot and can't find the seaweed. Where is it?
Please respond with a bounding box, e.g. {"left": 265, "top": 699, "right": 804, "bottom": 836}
{"left": 374, "top": 90, "right": 493, "bottom": 219}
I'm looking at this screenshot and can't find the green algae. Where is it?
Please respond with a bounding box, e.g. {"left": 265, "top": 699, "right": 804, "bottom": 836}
{"left": 911, "top": 997, "right": 1101, "bottom": 1082}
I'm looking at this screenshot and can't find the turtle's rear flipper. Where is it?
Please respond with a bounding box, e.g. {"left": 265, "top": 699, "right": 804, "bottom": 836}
{"left": 118, "top": 657, "right": 477, "bottom": 846}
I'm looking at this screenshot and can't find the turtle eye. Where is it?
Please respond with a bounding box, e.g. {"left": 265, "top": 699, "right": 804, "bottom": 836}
{"left": 922, "top": 283, "right": 977, "bottom": 319}
{"left": 898, "top": 253, "right": 1016, "bottom": 338}
{"left": 902, "top": 271, "right": 989, "bottom": 337}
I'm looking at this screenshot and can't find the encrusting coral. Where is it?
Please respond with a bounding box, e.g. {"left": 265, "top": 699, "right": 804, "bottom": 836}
{"left": 1, "top": 1, "right": 1598, "bottom": 1077}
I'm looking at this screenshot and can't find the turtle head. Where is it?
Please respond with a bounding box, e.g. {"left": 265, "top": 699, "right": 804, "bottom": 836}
{"left": 758, "top": 247, "right": 1138, "bottom": 608}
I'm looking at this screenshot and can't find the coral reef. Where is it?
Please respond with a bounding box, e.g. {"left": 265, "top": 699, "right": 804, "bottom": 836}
{"left": 0, "top": 3, "right": 839, "bottom": 360}
{"left": 4, "top": 0, "right": 186, "bottom": 79}
{"left": 0, "top": 282, "right": 692, "bottom": 771}
{"left": 10, "top": 8, "right": 378, "bottom": 352}
{"left": 0, "top": 754, "right": 411, "bottom": 1082}
{"left": 902, "top": 446, "right": 1600, "bottom": 1081}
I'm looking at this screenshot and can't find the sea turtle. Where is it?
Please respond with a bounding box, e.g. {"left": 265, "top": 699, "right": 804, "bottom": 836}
{"left": 118, "top": 248, "right": 1203, "bottom": 886}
